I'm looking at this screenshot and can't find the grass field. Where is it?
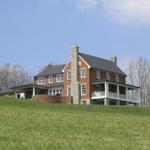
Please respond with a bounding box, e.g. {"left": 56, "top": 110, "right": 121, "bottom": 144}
{"left": 0, "top": 97, "right": 150, "bottom": 150}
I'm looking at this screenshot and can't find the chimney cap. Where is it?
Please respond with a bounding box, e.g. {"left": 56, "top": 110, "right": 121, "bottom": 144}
{"left": 71, "top": 45, "right": 79, "bottom": 49}
{"left": 110, "top": 56, "right": 117, "bottom": 65}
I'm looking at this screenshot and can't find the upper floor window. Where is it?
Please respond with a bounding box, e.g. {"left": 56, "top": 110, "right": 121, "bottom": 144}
{"left": 119, "top": 75, "right": 125, "bottom": 84}
{"left": 100, "top": 71, "right": 107, "bottom": 80}
{"left": 110, "top": 73, "right": 116, "bottom": 82}
{"left": 38, "top": 77, "right": 45, "bottom": 85}
{"left": 116, "top": 74, "right": 119, "bottom": 82}
{"left": 80, "top": 68, "right": 86, "bottom": 78}
{"left": 67, "top": 70, "right": 72, "bottom": 80}
{"left": 96, "top": 70, "right": 101, "bottom": 80}
{"left": 81, "top": 83, "right": 86, "bottom": 96}
{"left": 56, "top": 73, "right": 64, "bottom": 82}
{"left": 107, "top": 72, "right": 110, "bottom": 80}
{"left": 49, "top": 75, "right": 53, "bottom": 83}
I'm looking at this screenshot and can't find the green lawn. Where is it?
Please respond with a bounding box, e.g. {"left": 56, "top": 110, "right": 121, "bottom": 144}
{"left": 0, "top": 97, "right": 150, "bottom": 150}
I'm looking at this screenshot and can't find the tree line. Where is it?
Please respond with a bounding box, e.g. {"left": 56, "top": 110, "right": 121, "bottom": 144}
{"left": 126, "top": 57, "right": 150, "bottom": 107}
{"left": 0, "top": 63, "right": 32, "bottom": 90}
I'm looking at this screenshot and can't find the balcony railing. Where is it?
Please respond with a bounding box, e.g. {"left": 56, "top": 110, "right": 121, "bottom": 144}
{"left": 92, "top": 91, "right": 105, "bottom": 97}
{"left": 109, "top": 92, "right": 117, "bottom": 98}
{"left": 92, "top": 91, "right": 137, "bottom": 102}
{"left": 119, "top": 94, "right": 126, "bottom": 99}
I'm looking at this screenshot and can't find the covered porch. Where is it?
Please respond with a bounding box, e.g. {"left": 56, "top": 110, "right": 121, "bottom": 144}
{"left": 12, "top": 84, "right": 49, "bottom": 99}
{"left": 91, "top": 81, "right": 140, "bottom": 105}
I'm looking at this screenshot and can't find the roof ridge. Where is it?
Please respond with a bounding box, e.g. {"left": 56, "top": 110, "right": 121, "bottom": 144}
{"left": 47, "top": 64, "right": 66, "bottom": 67}
{"left": 79, "top": 52, "right": 114, "bottom": 64}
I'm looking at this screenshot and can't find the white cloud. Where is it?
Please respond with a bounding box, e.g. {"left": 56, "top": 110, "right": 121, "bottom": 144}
{"left": 42, "top": 0, "right": 150, "bottom": 25}
{"left": 102, "top": 0, "right": 150, "bottom": 25}
{"left": 77, "top": 0, "right": 99, "bottom": 10}
{"left": 77, "top": 0, "right": 150, "bottom": 25}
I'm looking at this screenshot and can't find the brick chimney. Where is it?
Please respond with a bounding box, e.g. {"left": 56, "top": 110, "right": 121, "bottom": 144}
{"left": 71, "top": 45, "right": 80, "bottom": 104}
{"left": 110, "top": 56, "right": 117, "bottom": 65}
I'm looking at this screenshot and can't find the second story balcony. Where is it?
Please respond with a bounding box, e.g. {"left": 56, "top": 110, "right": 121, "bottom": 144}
{"left": 91, "top": 81, "right": 140, "bottom": 104}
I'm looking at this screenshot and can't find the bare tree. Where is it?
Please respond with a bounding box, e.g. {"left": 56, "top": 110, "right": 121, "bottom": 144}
{"left": 126, "top": 57, "right": 150, "bottom": 107}
{"left": 0, "top": 63, "right": 33, "bottom": 89}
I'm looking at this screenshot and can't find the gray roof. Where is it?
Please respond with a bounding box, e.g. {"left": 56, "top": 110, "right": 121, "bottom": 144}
{"left": 11, "top": 84, "right": 49, "bottom": 90}
{"left": 34, "top": 64, "right": 66, "bottom": 78}
{"left": 48, "top": 82, "right": 64, "bottom": 88}
{"left": 79, "top": 53, "right": 125, "bottom": 75}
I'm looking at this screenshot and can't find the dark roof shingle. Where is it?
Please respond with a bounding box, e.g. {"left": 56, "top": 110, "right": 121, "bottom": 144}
{"left": 79, "top": 53, "right": 125, "bottom": 75}
{"left": 34, "top": 64, "right": 66, "bottom": 78}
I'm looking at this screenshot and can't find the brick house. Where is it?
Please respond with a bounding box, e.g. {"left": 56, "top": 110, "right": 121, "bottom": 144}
{"left": 33, "top": 46, "right": 140, "bottom": 105}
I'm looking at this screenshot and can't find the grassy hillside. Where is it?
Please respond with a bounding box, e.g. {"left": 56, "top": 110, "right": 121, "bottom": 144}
{"left": 0, "top": 97, "right": 150, "bottom": 150}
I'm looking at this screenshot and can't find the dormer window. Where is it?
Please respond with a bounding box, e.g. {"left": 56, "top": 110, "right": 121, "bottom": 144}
{"left": 38, "top": 77, "right": 45, "bottom": 85}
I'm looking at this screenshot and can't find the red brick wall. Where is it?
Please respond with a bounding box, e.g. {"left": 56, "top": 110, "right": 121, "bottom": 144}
{"left": 34, "top": 74, "right": 64, "bottom": 87}
{"left": 32, "top": 95, "right": 73, "bottom": 104}
{"left": 63, "top": 62, "right": 71, "bottom": 96}
{"left": 63, "top": 57, "right": 91, "bottom": 100}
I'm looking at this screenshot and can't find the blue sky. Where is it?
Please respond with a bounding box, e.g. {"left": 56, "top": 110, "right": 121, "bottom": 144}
{"left": 0, "top": 0, "right": 150, "bottom": 75}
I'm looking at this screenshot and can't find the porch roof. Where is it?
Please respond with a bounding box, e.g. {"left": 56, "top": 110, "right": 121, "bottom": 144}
{"left": 91, "top": 80, "right": 140, "bottom": 89}
{"left": 11, "top": 84, "right": 49, "bottom": 90}
{"left": 48, "top": 82, "right": 63, "bottom": 88}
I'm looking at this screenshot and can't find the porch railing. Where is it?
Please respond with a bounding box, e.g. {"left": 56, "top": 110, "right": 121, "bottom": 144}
{"left": 119, "top": 94, "right": 126, "bottom": 99}
{"left": 92, "top": 91, "right": 105, "bottom": 97}
{"left": 92, "top": 91, "right": 137, "bottom": 102}
{"left": 109, "top": 92, "right": 117, "bottom": 98}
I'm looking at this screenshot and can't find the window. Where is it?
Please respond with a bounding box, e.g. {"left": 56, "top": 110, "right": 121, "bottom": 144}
{"left": 107, "top": 72, "right": 110, "bottom": 80}
{"left": 67, "top": 70, "right": 72, "bottom": 80}
{"left": 67, "top": 86, "right": 72, "bottom": 96}
{"left": 38, "top": 77, "right": 45, "bottom": 85}
{"left": 119, "top": 75, "right": 125, "bottom": 84}
{"left": 80, "top": 68, "right": 86, "bottom": 78}
{"left": 110, "top": 73, "right": 116, "bottom": 82}
{"left": 49, "top": 75, "right": 53, "bottom": 83}
{"left": 53, "top": 89, "right": 55, "bottom": 96}
{"left": 56, "top": 89, "right": 60, "bottom": 95}
{"left": 56, "top": 73, "right": 64, "bottom": 82}
{"left": 81, "top": 84, "right": 86, "bottom": 95}
{"left": 48, "top": 88, "right": 63, "bottom": 96}
{"left": 96, "top": 70, "right": 101, "bottom": 80}
{"left": 48, "top": 90, "right": 52, "bottom": 96}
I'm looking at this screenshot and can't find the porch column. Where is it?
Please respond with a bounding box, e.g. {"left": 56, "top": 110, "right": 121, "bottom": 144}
{"left": 105, "top": 82, "right": 109, "bottom": 98}
{"left": 33, "top": 86, "right": 36, "bottom": 96}
{"left": 117, "top": 85, "right": 120, "bottom": 98}
{"left": 104, "top": 98, "right": 109, "bottom": 106}
{"left": 126, "top": 87, "right": 129, "bottom": 100}
{"left": 104, "top": 82, "right": 109, "bottom": 106}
